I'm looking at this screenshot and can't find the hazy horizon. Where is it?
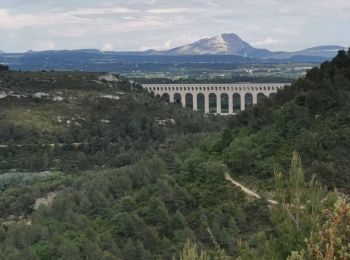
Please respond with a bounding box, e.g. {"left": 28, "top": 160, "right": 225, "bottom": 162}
{"left": 0, "top": 0, "right": 349, "bottom": 53}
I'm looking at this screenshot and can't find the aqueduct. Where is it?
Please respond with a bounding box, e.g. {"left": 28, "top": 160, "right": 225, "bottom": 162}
{"left": 143, "top": 83, "right": 287, "bottom": 115}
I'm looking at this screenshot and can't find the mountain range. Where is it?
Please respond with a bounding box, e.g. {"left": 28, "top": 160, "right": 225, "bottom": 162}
{"left": 151, "top": 33, "right": 345, "bottom": 59}
{"left": 0, "top": 33, "right": 347, "bottom": 72}
{"left": 0, "top": 33, "right": 345, "bottom": 59}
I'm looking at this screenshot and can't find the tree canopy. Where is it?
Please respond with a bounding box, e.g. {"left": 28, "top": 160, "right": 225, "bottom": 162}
{"left": 0, "top": 49, "right": 350, "bottom": 259}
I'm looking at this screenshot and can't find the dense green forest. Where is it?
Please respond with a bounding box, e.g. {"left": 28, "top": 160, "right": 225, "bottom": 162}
{"left": 0, "top": 49, "right": 349, "bottom": 259}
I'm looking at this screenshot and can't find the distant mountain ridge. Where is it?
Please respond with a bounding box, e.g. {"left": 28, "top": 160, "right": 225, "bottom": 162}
{"left": 165, "top": 33, "right": 255, "bottom": 55}
{"left": 0, "top": 33, "right": 345, "bottom": 60}
{"left": 158, "top": 33, "right": 272, "bottom": 58}
{"left": 0, "top": 33, "right": 347, "bottom": 71}
{"left": 154, "top": 33, "right": 345, "bottom": 59}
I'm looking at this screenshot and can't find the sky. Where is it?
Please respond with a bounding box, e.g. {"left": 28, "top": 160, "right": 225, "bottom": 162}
{"left": 0, "top": 0, "right": 349, "bottom": 52}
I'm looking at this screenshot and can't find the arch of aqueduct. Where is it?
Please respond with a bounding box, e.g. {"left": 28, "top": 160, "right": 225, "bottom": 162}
{"left": 143, "top": 83, "right": 287, "bottom": 115}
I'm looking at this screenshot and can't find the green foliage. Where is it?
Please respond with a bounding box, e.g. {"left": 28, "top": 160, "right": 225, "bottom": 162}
{"left": 237, "top": 153, "right": 338, "bottom": 259}
{"left": 0, "top": 71, "right": 224, "bottom": 173}
{"left": 0, "top": 64, "right": 9, "bottom": 71}
{"left": 271, "top": 153, "right": 335, "bottom": 257}
{"left": 288, "top": 198, "right": 350, "bottom": 260}
{"left": 180, "top": 240, "right": 210, "bottom": 260}
{"left": 1, "top": 49, "right": 350, "bottom": 259}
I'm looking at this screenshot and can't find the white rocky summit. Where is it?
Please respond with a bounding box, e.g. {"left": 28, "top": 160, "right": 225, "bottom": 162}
{"left": 163, "top": 33, "right": 270, "bottom": 57}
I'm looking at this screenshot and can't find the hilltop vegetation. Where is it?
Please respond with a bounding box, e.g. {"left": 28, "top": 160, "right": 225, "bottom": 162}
{"left": 0, "top": 64, "right": 9, "bottom": 71}
{"left": 0, "top": 71, "right": 223, "bottom": 172}
{"left": 0, "top": 49, "right": 349, "bottom": 259}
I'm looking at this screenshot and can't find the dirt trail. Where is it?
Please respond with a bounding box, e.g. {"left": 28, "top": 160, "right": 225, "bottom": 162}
{"left": 224, "top": 172, "right": 278, "bottom": 205}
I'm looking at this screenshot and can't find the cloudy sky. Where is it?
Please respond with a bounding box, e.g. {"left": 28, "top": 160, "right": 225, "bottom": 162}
{"left": 0, "top": 0, "right": 349, "bottom": 52}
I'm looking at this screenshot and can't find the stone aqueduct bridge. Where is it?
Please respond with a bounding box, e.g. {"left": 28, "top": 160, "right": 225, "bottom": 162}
{"left": 143, "top": 83, "right": 287, "bottom": 115}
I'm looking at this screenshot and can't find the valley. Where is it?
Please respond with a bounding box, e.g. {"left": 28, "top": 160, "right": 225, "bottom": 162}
{"left": 0, "top": 49, "right": 350, "bottom": 259}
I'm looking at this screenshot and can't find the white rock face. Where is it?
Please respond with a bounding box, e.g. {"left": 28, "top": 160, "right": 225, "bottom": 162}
{"left": 0, "top": 91, "right": 25, "bottom": 99}
{"left": 98, "top": 74, "right": 122, "bottom": 82}
{"left": 33, "top": 92, "right": 49, "bottom": 99}
{"left": 53, "top": 96, "right": 64, "bottom": 101}
{"left": 157, "top": 119, "right": 176, "bottom": 126}
{"left": 34, "top": 192, "right": 57, "bottom": 210}
{"left": 0, "top": 91, "right": 65, "bottom": 101}
{"left": 100, "top": 95, "right": 120, "bottom": 100}
{"left": 0, "top": 92, "right": 7, "bottom": 99}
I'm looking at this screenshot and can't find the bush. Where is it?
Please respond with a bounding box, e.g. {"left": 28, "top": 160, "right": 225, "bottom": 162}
{"left": 0, "top": 64, "right": 9, "bottom": 71}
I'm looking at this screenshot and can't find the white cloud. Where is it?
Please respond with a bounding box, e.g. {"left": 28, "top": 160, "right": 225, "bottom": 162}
{"left": 146, "top": 8, "right": 191, "bottom": 14}
{"left": 163, "top": 40, "right": 173, "bottom": 49}
{"left": 0, "top": 9, "right": 42, "bottom": 29}
{"left": 253, "top": 36, "right": 282, "bottom": 46}
{"left": 0, "top": 0, "right": 349, "bottom": 52}
{"left": 50, "top": 28, "right": 88, "bottom": 38}
{"left": 33, "top": 41, "right": 56, "bottom": 51}
{"left": 0, "top": 8, "right": 80, "bottom": 30}
{"left": 139, "top": 34, "right": 204, "bottom": 51}
{"left": 101, "top": 43, "right": 113, "bottom": 51}
{"left": 65, "top": 6, "right": 135, "bottom": 17}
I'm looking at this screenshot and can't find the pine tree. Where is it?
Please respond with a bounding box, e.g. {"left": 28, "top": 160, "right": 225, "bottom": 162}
{"left": 288, "top": 199, "right": 350, "bottom": 260}
{"left": 179, "top": 240, "right": 210, "bottom": 260}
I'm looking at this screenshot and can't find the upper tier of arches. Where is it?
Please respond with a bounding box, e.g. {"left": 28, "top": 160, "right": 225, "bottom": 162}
{"left": 145, "top": 84, "right": 284, "bottom": 92}
{"left": 143, "top": 83, "right": 286, "bottom": 114}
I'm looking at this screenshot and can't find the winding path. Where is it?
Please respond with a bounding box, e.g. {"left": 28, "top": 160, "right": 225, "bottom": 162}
{"left": 224, "top": 172, "right": 278, "bottom": 205}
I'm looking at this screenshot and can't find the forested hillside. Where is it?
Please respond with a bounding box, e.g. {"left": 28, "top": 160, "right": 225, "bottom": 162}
{"left": 0, "top": 49, "right": 349, "bottom": 260}
{"left": 0, "top": 71, "right": 223, "bottom": 172}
